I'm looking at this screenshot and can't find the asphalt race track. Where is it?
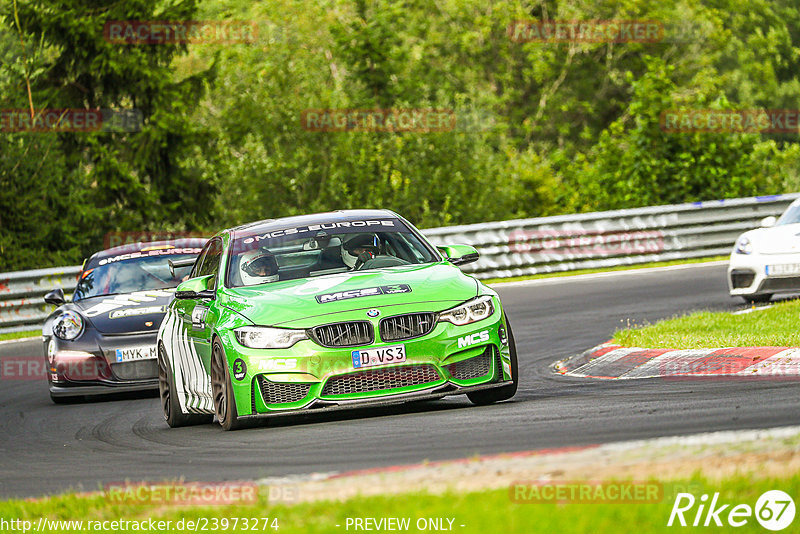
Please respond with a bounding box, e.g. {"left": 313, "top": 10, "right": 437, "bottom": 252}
{"left": 2, "top": 262, "right": 799, "bottom": 499}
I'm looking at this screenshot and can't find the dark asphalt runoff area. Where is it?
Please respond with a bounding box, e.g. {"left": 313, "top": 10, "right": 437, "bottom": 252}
{"left": 2, "top": 262, "right": 799, "bottom": 498}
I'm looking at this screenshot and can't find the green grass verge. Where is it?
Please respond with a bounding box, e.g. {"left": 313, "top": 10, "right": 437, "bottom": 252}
{"left": 0, "top": 330, "right": 39, "bottom": 341}
{"left": 0, "top": 474, "right": 795, "bottom": 533}
{"left": 614, "top": 298, "right": 800, "bottom": 349}
{"left": 483, "top": 256, "right": 727, "bottom": 285}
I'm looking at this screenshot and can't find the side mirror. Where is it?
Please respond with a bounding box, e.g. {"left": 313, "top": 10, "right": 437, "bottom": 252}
{"left": 175, "top": 275, "right": 216, "bottom": 300}
{"left": 760, "top": 215, "right": 777, "bottom": 228}
{"left": 44, "top": 288, "right": 66, "bottom": 306}
{"left": 437, "top": 245, "right": 480, "bottom": 266}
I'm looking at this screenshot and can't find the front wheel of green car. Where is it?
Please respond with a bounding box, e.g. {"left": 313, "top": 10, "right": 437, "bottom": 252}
{"left": 211, "top": 340, "right": 245, "bottom": 431}
{"left": 467, "top": 318, "right": 519, "bottom": 405}
{"left": 158, "top": 344, "right": 212, "bottom": 427}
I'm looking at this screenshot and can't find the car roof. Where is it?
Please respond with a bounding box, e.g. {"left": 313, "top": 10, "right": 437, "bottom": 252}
{"left": 227, "top": 209, "right": 399, "bottom": 234}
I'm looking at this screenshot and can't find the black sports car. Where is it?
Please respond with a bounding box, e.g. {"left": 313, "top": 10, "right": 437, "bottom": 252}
{"left": 42, "top": 239, "right": 206, "bottom": 402}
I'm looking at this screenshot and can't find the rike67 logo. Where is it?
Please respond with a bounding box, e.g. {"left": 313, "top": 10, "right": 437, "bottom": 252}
{"left": 668, "top": 490, "right": 795, "bottom": 530}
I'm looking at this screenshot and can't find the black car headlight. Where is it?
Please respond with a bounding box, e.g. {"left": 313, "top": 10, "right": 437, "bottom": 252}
{"left": 53, "top": 311, "right": 84, "bottom": 340}
{"left": 438, "top": 296, "right": 495, "bottom": 326}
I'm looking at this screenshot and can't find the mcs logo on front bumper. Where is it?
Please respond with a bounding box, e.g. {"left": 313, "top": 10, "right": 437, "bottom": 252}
{"left": 458, "top": 330, "right": 490, "bottom": 348}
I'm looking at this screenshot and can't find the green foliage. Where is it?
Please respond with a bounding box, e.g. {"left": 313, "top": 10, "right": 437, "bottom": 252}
{"left": 564, "top": 56, "right": 788, "bottom": 212}
{"left": 0, "top": 0, "right": 215, "bottom": 270}
{"left": 3, "top": 0, "right": 800, "bottom": 270}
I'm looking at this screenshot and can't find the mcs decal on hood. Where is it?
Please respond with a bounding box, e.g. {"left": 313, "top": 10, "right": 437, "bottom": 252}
{"left": 315, "top": 284, "right": 411, "bottom": 303}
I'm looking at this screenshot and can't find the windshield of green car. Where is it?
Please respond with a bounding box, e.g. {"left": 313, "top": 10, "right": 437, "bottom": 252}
{"left": 227, "top": 218, "right": 438, "bottom": 287}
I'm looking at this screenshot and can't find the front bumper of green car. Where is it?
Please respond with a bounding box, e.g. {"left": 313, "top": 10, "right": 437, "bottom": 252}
{"left": 219, "top": 297, "right": 513, "bottom": 419}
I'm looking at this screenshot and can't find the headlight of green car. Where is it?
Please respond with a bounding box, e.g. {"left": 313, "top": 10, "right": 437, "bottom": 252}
{"left": 438, "top": 296, "right": 494, "bottom": 326}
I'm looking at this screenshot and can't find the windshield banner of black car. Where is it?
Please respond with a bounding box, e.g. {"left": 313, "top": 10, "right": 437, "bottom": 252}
{"left": 97, "top": 247, "right": 202, "bottom": 266}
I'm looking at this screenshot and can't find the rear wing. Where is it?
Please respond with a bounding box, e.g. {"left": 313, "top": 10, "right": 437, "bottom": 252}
{"left": 168, "top": 258, "right": 197, "bottom": 277}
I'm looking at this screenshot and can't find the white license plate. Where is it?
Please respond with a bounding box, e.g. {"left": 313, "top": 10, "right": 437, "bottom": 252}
{"left": 115, "top": 345, "right": 157, "bottom": 363}
{"left": 351, "top": 344, "right": 406, "bottom": 369}
{"left": 767, "top": 264, "right": 800, "bottom": 276}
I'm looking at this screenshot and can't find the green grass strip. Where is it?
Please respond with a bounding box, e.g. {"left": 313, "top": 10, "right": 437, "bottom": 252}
{"left": 614, "top": 297, "right": 800, "bottom": 349}
{"left": 0, "top": 474, "right": 797, "bottom": 532}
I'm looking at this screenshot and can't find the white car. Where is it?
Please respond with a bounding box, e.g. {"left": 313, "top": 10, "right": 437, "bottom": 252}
{"left": 728, "top": 199, "right": 800, "bottom": 303}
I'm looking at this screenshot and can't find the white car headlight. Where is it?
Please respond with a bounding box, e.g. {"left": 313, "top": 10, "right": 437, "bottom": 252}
{"left": 53, "top": 311, "right": 84, "bottom": 340}
{"left": 438, "top": 296, "right": 495, "bottom": 326}
{"left": 735, "top": 236, "right": 753, "bottom": 255}
{"left": 234, "top": 326, "right": 307, "bottom": 349}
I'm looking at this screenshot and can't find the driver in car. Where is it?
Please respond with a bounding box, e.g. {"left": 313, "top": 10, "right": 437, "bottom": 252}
{"left": 341, "top": 234, "right": 381, "bottom": 269}
{"left": 240, "top": 249, "right": 280, "bottom": 285}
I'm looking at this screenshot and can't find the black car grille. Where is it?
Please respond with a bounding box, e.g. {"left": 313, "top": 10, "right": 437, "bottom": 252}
{"left": 110, "top": 360, "right": 158, "bottom": 381}
{"left": 379, "top": 313, "right": 436, "bottom": 342}
{"left": 730, "top": 269, "right": 756, "bottom": 289}
{"left": 445, "top": 348, "right": 493, "bottom": 380}
{"left": 321, "top": 365, "right": 440, "bottom": 396}
{"left": 310, "top": 321, "right": 373, "bottom": 347}
{"left": 257, "top": 376, "right": 312, "bottom": 405}
{"left": 493, "top": 346, "right": 504, "bottom": 381}
{"left": 761, "top": 276, "right": 800, "bottom": 291}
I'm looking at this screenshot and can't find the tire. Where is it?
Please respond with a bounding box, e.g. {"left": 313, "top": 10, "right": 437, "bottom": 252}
{"left": 158, "top": 343, "right": 212, "bottom": 427}
{"left": 211, "top": 340, "right": 246, "bottom": 431}
{"left": 742, "top": 294, "right": 772, "bottom": 304}
{"left": 467, "top": 317, "right": 519, "bottom": 405}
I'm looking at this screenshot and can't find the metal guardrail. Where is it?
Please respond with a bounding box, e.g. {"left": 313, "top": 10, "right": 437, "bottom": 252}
{"left": 424, "top": 193, "right": 799, "bottom": 279}
{"left": 0, "top": 266, "right": 81, "bottom": 334}
{"left": 1, "top": 193, "right": 797, "bottom": 334}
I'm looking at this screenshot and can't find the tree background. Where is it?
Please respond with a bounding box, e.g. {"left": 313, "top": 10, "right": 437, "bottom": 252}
{"left": 2, "top": 0, "right": 799, "bottom": 270}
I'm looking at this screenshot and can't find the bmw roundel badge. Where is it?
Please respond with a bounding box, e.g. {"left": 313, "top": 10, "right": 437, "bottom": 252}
{"left": 367, "top": 309, "right": 380, "bottom": 318}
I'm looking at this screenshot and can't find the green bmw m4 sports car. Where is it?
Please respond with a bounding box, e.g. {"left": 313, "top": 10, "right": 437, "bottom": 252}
{"left": 157, "top": 210, "right": 518, "bottom": 430}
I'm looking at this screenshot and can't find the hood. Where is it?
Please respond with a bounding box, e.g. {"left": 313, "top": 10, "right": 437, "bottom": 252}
{"left": 747, "top": 223, "right": 800, "bottom": 255}
{"left": 221, "top": 263, "right": 479, "bottom": 327}
{"left": 72, "top": 289, "right": 175, "bottom": 334}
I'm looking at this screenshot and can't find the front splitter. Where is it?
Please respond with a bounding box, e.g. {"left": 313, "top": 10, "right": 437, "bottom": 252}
{"left": 239, "top": 380, "right": 513, "bottom": 420}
